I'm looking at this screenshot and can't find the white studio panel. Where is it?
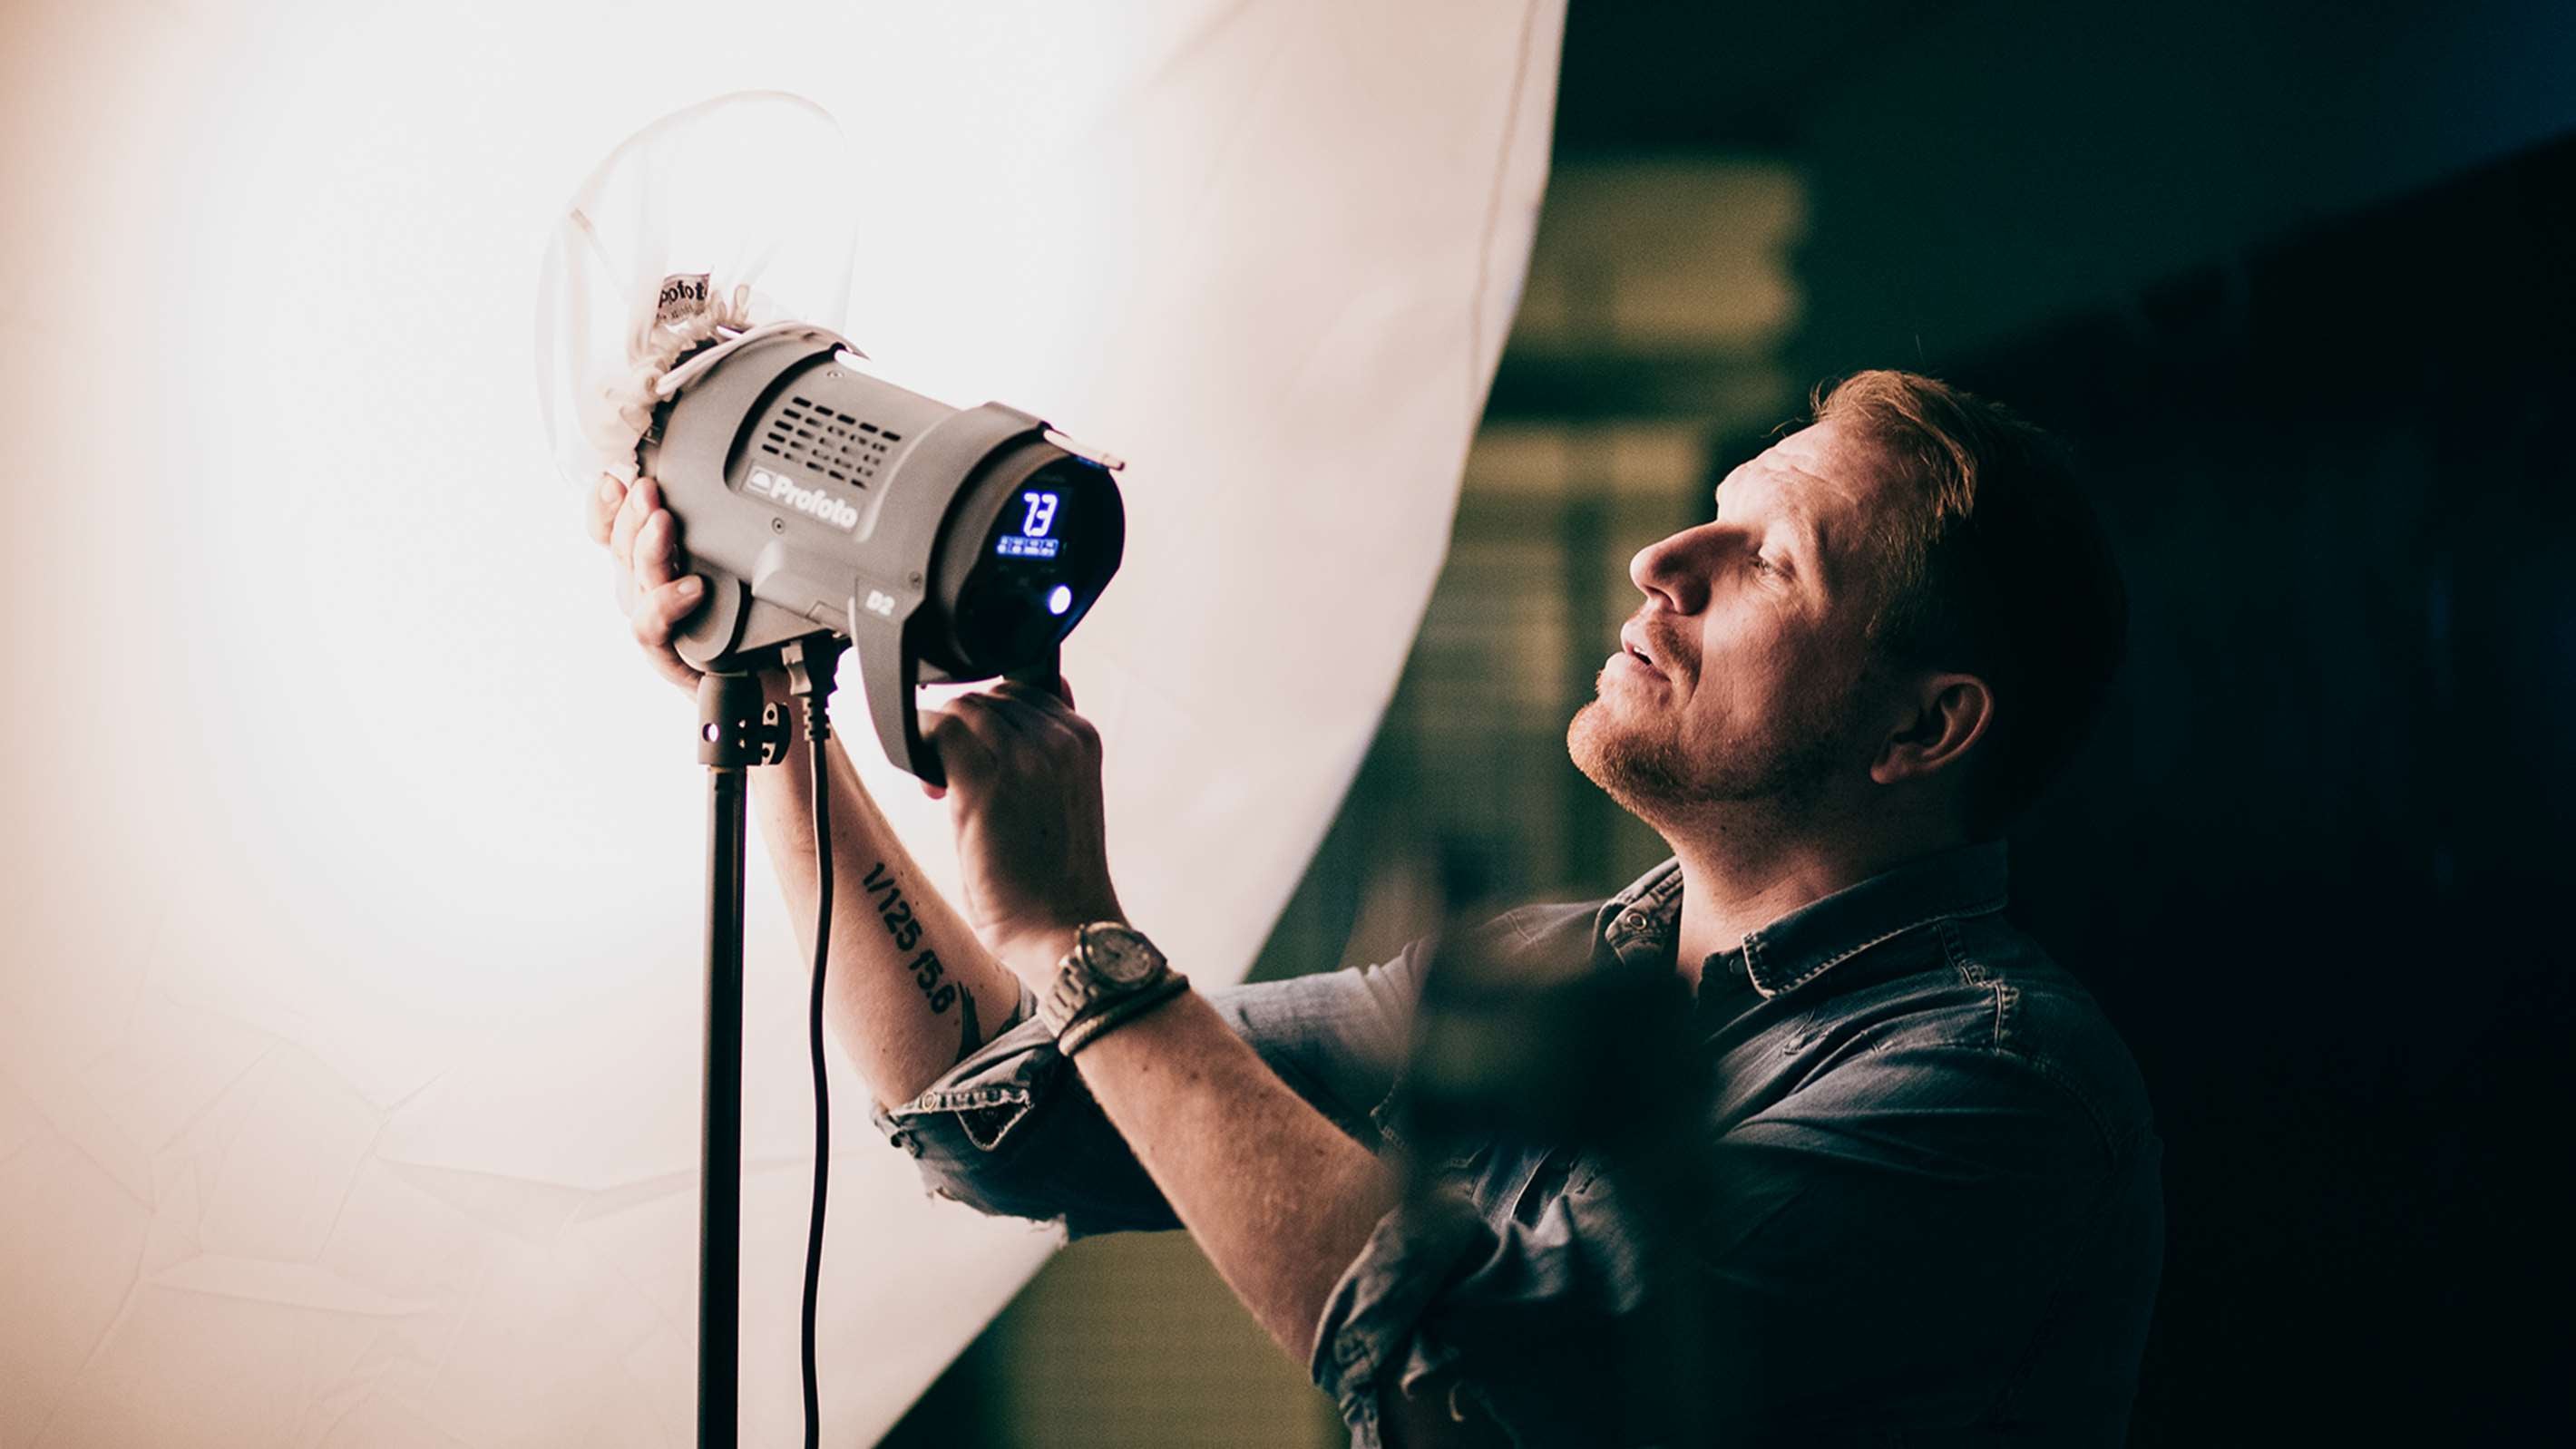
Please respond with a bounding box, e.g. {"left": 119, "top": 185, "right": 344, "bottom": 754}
{"left": 0, "top": 1, "right": 1561, "bottom": 1445}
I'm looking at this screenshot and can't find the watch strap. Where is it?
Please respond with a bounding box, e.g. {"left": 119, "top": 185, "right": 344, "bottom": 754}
{"left": 1036, "top": 959, "right": 1089, "bottom": 1039}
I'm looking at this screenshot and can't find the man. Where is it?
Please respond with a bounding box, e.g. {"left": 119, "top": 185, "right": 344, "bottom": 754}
{"left": 588, "top": 370, "right": 2161, "bottom": 1444}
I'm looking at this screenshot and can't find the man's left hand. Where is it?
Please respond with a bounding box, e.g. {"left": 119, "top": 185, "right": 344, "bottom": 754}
{"left": 922, "top": 677, "right": 1125, "bottom": 987}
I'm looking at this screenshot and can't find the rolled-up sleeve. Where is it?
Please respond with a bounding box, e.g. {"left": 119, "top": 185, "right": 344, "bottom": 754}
{"left": 872, "top": 943, "right": 1428, "bottom": 1238}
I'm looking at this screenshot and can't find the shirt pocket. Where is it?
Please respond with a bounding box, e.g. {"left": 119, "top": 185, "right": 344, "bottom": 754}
{"left": 1368, "top": 1081, "right": 1491, "bottom": 1178}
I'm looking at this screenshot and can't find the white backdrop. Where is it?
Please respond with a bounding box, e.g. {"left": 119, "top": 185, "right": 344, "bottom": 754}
{"left": 0, "top": 1, "right": 1561, "bottom": 1444}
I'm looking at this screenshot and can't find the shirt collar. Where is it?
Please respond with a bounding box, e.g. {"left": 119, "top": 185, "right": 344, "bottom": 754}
{"left": 1592, "top": 840, "right": 2011, "bottom": 999}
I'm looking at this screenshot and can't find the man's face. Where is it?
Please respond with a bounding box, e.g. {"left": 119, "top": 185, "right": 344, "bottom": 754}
{"left": 1568, "top": 420, "right": 1894, "bottom": 821}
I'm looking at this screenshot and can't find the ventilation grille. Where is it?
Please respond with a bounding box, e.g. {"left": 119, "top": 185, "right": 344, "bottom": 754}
{"left": 756, "top": 395, "right": 902, "bottom": 489}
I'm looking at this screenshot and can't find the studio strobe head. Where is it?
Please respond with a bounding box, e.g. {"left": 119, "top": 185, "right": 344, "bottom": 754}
{"left": 640, "top": 326, "right": 1125, "bottom": 783}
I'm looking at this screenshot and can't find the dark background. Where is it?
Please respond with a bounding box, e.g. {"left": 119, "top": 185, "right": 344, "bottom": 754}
{"left": 1555, "top": 5, "right": 2576, "bottom": 1437}
{"left": 1908, "top": 143, "right": 2576, "bottom": 1444}
{"left": 895, "top": 3, "right": 2576, "bottom": 1441}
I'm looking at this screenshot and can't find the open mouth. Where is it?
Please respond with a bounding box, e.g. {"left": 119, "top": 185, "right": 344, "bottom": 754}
{"left": 1617, "top": 627, "right": 1667, "bottom": 679}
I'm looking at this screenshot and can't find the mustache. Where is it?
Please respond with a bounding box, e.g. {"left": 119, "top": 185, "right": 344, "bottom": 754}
{"left": 1624, "top": 612, "right": 1695, "bottom": 677}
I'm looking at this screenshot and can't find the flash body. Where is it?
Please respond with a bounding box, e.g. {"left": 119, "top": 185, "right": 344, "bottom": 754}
{"left": 639, "top": 327, "right": 1124, "bottom": 784}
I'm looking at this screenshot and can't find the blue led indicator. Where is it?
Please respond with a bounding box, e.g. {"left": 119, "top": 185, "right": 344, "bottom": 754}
{"left": 1047, "top": 584, "right": 1074, "bottom": 617}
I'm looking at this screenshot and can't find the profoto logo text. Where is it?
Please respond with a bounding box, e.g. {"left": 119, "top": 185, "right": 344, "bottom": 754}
{"left": 744, "top": 466, "right": 861, "bottom": 532}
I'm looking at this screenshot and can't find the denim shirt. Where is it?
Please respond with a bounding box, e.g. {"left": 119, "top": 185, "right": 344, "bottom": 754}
{"left": 875, "top": 842, "right": 2162, "bottom": 1446}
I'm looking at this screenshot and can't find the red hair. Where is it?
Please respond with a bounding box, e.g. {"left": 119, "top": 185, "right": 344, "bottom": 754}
{"left": 1812, "top": 371, "right": 2128, "bottom": 831}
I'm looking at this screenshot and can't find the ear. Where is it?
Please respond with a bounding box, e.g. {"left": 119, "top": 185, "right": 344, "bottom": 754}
{"left": 1870, "top": 672, "right": 1994, "bottom": 786}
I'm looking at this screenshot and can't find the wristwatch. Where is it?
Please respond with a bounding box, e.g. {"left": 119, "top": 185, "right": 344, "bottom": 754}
{"left": 1038, "top": 921, "right": 1188, "bottom": 1055}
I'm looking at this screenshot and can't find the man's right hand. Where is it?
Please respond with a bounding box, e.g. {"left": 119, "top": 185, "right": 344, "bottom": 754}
{"left": 585, "top": 472, "right": 710, "bottom": 696}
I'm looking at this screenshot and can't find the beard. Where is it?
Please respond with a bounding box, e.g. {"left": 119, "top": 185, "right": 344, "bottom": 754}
{"left": 1567, "top": 667, "right": 1854, "bottom": 825}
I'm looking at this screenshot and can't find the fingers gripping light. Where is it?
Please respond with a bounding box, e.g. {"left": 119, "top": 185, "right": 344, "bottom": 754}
{"left": 639, "top": 328, "right": 1125, "bottom": 784}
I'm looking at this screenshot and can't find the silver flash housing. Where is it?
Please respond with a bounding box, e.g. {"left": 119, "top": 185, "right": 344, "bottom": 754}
{"left": 639, "top": 326, "right": 1125, "bottom": 783}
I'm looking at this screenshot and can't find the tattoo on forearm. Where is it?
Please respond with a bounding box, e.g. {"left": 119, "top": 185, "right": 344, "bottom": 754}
{"left": 862, "top": 861, "right": 956, "bottom": 1016}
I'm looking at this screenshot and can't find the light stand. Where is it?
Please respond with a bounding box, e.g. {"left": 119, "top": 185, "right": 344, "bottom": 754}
{"left": 691, "top": 667, "right": 785, "bottom": 1449}
{"left": 688, "top": 634, "right": 848, "bottom": 1449}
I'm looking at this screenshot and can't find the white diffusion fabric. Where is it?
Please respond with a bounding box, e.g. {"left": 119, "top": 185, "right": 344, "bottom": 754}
{"left": 0, "top": 2, "right": 1561, "bottom": 1445}
{"left": 535, "top": 91, "right": 864, "bottom": 491}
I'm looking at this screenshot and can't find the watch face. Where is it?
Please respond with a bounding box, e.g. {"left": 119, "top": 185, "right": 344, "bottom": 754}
{"left": 1085, "top": 926, "right": 1162, "bottom": 985}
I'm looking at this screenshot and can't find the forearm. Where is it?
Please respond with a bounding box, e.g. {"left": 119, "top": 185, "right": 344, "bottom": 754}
{"left": 747, "top": 705, "right": 1021, "bottom": 1109}
{"left": 1068, "top": 987, "right": 1396, "bottom": 1362}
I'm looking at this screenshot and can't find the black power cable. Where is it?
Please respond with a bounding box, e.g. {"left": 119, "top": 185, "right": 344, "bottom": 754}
{"left": 779, "top": 637, "right": 845, "bottom": 1449}
{"left": 800, "top": 719, "right": 830, "bottom": 1449}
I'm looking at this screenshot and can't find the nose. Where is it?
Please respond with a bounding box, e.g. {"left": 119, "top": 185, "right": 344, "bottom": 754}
{"left": 1629, "top": 523, "right": 1720, "bottom": 615}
